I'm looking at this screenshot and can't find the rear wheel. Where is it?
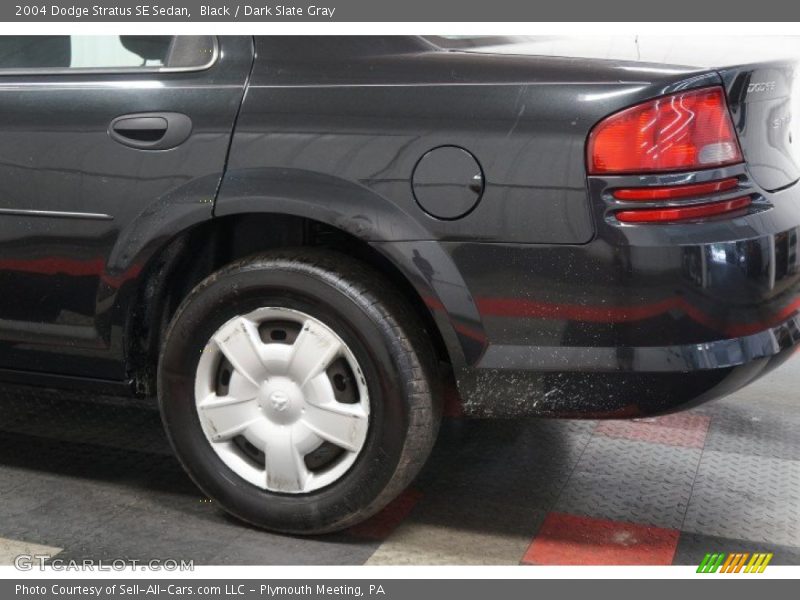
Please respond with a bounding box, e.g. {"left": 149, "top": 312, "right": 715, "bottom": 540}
{"left": 158, "top": 248, "right": 441, "bottom": 534}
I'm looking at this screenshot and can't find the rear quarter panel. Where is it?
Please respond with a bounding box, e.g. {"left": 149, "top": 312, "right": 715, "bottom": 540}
{"left": 219, "top": 36, "right": 716, "bottom": 245}
{"left": 216, "top": 36, "right": 723, "bottom": 371}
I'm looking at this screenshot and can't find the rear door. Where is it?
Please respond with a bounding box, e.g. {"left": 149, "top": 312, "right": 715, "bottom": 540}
{"left": 0, "top": 36, "right": 253, "bottom": 379}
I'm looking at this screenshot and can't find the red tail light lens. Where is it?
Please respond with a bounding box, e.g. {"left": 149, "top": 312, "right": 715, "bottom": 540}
{"left": 616, "top": 196, "right": 752, "bottom": 223}
{"left": 612, "top": 177, "right": 740, "bottom": 201}
{"left": 588, "top": 87, "right": 743, "bottom": 175}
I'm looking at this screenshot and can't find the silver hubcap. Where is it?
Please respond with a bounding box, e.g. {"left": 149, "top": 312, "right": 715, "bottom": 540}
{"left": 194, "top": 307, "right": 370, "bottom": 493}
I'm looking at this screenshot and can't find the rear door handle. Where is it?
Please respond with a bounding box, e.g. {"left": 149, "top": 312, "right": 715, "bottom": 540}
{"left": 109, "top": 112, "right": 192, "bottom": 150}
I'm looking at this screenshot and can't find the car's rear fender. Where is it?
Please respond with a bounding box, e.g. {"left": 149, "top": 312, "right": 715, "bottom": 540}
{"left": 215, "top": 167, "right": 485, "bottom": 369}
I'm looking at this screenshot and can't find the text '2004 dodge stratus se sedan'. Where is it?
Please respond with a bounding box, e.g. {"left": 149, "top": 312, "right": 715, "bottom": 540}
{"left": 0, "top": 35, "right": 798, "bottom": 533}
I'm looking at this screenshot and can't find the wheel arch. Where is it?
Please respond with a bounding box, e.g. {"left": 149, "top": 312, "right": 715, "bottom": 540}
{"left": 122, "top": 210, "right": 476, "bottom": 396}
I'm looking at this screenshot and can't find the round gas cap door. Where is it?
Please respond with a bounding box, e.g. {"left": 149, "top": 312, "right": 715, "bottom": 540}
{"left": 412, "top": 146, "right": 484, "bottom": 220}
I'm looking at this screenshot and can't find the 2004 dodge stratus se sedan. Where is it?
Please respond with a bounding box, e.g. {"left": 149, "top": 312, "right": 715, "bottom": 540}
{"left": 0, "top": 35, "right": 798, "bottom": 534}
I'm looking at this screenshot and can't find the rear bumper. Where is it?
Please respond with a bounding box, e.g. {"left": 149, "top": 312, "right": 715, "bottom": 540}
{"left": 476, "top": 311, "right": 800, "bottom": 374}
{"left": 381, "top": 164, "right": 800, "bottom": 418}
{"left": 456, "top": 315, "right": 799, "bottom": 418}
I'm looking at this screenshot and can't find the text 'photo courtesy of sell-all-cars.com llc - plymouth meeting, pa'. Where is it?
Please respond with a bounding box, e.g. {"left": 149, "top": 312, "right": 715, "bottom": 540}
{"left": 0, "top": 34, "right": 798, "bottom": 535}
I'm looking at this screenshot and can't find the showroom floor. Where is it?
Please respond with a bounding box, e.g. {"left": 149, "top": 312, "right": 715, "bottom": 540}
{"left": 1, "top": 358, "right": 799, "bottom": 566}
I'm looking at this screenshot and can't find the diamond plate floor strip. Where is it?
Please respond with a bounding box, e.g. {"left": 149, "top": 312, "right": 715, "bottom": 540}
{"left": 555, "top": 437, "right": 702, "bottom": 529}
{"left": 682, "top": 451, "right": 800, "bottom": 546}
{"left": 594, "top": 413, "right": 711, "bottom": 448}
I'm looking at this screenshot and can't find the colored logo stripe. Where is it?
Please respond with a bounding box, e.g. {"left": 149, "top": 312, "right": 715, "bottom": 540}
{"left": 720, "top": 553, "right": 749, "bottom": 573}
{"left": 697, "top": 553, "right": 725, "bottom": 573}
{"left": 697, "top": 552, "right": 773, "bottom": 573}
{"left": 745, "top": 553, "right": 773, "bottom": 573}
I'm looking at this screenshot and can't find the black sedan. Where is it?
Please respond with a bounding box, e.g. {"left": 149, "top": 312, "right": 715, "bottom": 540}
{"left": 0, "top": 35, "right": 797, "bottom": 534}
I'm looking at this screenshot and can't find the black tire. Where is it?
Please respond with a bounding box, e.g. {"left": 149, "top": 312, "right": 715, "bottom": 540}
{"left": 157, "top": 248, "right": 442, "bottom": 534}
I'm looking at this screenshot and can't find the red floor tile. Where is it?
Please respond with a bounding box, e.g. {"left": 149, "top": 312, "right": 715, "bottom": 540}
{"left": 594, "top": 413, "right": 711, "bottom": 448}
{"left": 522, "top": 512, "right": 680, "bottom": 565}
{"left": 348, "top": 488, "right": 423, "bottom": 540}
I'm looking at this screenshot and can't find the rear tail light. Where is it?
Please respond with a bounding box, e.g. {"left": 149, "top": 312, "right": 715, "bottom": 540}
{"left": 589, "top": 87, "right": 751, "bottom": 223}
{"left": 616, "top": 196, "right": 752, "bottom": 223}
{"left": 587, "top": 87, "right": 743, "bottom": 175}
{"left": 611, "top": 177, "right": 739, "bottom": 201}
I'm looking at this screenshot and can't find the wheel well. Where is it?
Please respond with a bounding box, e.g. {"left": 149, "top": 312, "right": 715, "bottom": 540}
{"left": 126, "top": 213, "right": 450, "bottom": 395}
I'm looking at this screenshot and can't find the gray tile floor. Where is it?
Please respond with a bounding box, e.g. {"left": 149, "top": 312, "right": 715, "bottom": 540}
{"left": 0, "top": 359, "right": 798, "bottom": 565}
